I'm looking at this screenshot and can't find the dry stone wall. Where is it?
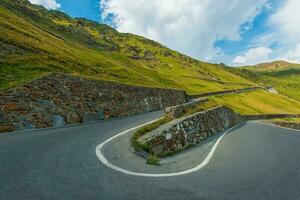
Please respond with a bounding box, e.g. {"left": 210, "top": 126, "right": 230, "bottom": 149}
{"left": 269, "top": 121, "right": 300, "bottom": 130}
{"left": 164, "top": 98, "right": 208, "bottom": 119}
{"left": 0, "top": 73, "right": 188, "bottom": 133}
{"left": 139, "top": 106, "right": 241, "bottom": 156}
{"left": 242, "top": 114, "right": 300, "bottom": 121}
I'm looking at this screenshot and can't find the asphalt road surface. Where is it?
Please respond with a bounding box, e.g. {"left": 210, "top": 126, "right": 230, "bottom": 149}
{"left": 0, "top": 111, "right": 300, "bottom": 200}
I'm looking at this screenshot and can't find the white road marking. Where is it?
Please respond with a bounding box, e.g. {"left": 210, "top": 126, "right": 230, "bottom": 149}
{"left": 95, "top": 118, "right": 240, "bottom": 177}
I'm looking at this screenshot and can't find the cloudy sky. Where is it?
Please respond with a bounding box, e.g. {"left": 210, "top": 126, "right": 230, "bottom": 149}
{"left": 29, "top": 0, "right": 300, "bottom": 66}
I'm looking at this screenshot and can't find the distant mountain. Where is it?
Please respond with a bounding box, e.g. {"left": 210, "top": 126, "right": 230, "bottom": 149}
{"left": 251, "top": 61, "right": 300, "bottom": 72}
{"left": 0, "top": 0, "right": 257, "bottom": 94}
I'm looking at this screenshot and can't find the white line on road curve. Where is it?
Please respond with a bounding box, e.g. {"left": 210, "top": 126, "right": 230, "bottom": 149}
{"left": 95, "top": 118, "right": 240, "bottom": 178}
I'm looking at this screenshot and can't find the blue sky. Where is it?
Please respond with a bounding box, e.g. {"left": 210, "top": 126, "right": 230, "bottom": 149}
{"left": 57, "top": 0, "right": 100, "bottom": 22}
{"left": 214, "top": 1, "right": 282, "bottom": 63}
{"left": 29, "top": 0, "right": 300, "bottom": 66}
{"left": 215, "top": 7, "right": 272, "bottom": 55}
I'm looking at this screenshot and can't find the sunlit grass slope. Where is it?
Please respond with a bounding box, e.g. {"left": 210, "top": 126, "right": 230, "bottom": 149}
{"left": 209, "top": 91, "right": 300, "bottom": 114}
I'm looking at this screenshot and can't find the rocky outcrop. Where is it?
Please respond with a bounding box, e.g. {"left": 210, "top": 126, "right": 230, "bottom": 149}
{"left": 138, "top": 106, "right": 241, "bottom": 156}
{"left": 0, "top": 73, "right": 188, "bottom": 133}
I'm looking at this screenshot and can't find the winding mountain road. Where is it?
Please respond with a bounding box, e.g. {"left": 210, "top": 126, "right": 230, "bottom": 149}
{"left": 0, "top": 111, "right": 300, "bottom": 200}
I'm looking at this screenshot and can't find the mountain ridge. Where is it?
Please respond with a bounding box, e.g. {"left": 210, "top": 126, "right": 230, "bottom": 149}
{"left": 251, "top": 60, "right": 300, "bottom": 72}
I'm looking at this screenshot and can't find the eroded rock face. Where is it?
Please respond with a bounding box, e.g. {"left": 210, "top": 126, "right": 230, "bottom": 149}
{"left": 0, "top": 73, "right": 188, "bottom": 133}
{"left": 140, "top": 106, "right": 241, "bottom": 156}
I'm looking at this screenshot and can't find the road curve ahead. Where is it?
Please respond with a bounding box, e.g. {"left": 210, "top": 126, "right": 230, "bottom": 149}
{"left": 0, "top": 111, "right": 300, "bottom": 200}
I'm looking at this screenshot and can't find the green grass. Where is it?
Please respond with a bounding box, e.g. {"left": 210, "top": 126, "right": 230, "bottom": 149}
{"left": 209, "top": 91, "right": 300, "bottom": 115}
{"left": 183, "top": 100, "right": 221, "bottom": 116}
{"left": 182, "top": 90, "right": 300, "bottom": 119}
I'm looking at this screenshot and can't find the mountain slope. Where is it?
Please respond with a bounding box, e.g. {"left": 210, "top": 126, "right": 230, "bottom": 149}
{"left": 0, "top": 0, "right": 255, "bottom": 94}
{"left": 254, "top": 62, "right": 300, "bottom": 101}
{"left": 250, "top": 61, "right": 300, "bottom": 72}
{"left": 222, "top": 61, "right": 300, "bottom": 101}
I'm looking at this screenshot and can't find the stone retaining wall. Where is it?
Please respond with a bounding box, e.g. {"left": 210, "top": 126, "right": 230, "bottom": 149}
{"left": 138, "top": 106, "right": 241, "bottom": 156}
{"left": 164, "top": 98, "right": 208, "bottom": 119}
{"left": 242, "top": 114, "right": 300, "bottom": 121}
{"left": 0, "top": 73, "right": 188, "bottom": 133}
{"left": 269, "top": 121, "right": 300, "bottom": 130}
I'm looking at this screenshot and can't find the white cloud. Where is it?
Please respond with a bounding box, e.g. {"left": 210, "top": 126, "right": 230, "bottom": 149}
{"left": 270, "top": 0, "right": 300, "bottom": 44}
{"left": 229, "top": 0, "right": 300, "bottom": 66}
{"left": 261, "top": 0, "right": 300, "bottom": 63}
{"left": 100, "top": 0, "right": 267, "bottom": 61}
{"left": 233, "top": 46, "right": 272, "bottom": 66}
{"left": 29, "top": 0, "right": 60, "bottom": 10}
{"left": 278, "top": 43, "right": 300, "bottom": 63}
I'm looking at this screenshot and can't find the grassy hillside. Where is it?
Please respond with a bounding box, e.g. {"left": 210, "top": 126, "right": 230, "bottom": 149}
{"left": 209, "top": 90, "right": 300, "bottom": 114}
{"left": 223, "top": 61, "right": 300, "bottom": 101}
{"left": 0, "top": 0, "right": 254, "bottom": 94}
{"left": 252, "top": 62, "right": 300, "bottom": 101}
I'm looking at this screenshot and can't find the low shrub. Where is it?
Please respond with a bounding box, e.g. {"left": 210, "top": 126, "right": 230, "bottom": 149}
{"left": 146, "top": 155, "right": 160, "bottom": 165}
